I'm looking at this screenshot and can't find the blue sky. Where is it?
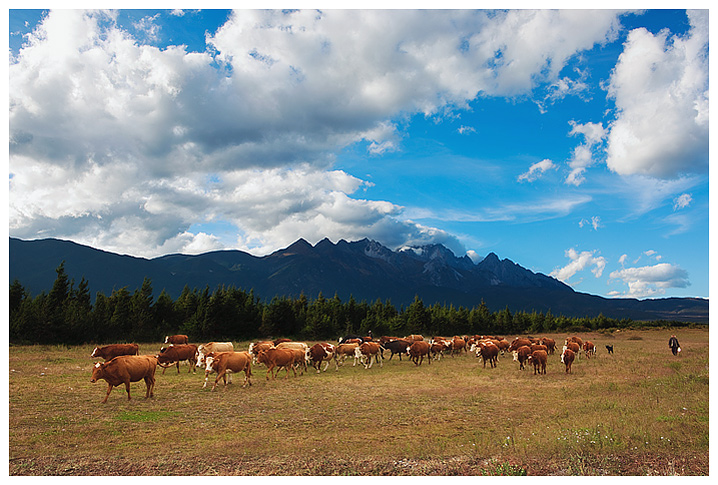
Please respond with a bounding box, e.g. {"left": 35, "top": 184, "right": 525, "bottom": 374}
{"left": 8, "top": 8, "right": 709, "bottom": 300}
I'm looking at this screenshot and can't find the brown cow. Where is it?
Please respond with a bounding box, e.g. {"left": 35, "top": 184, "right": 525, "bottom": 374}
{"left": 583, "top": 341, "right": 596, "bottom": 358}
{"left": 309, "top": 343, "right": 336, "bottom": 373}
{"left": 477, "top": 342, "right": 499, "bottom": 368}
{"left": 273, "top": 338, "right": 292, "bottom": 346}
{"left": 430, "top": 340, "right": 450, "bottom": 361}
{"left": 528, "top": 350, "right": 548, "bottom": 375}
{"left": 248, "top": 341, "right": 274, "bottom": 363}
{"left": 561, "top": 348, "right": 575, "bottom": 373}
{"left": 512, "top": 345, "right": 532, "bottom": 370}
{"left": 451, "top": 337, "right": 467, "bottom": 356}
{"left": 164, "top": 335, "right": 188, "bottom": 345}
{"left": 405, "top": 334, "right": 424, "bottom": 342}
{"left": 196, "top": 342, "right": 234, "bottom": 367}
{"left": 202, "top": 351, "right": 252, "bottom": 390}
{"left": 334, "top": 343, "right": 360, "bottom": 368}
{"left": 156, "top": 344, "right": 198, "bottom": 374}
{"left": 407, "top": 340, "right": 431, "bottom": 366}
{"left": 540, "top": 338, "right": 556, "bottom": 354}
{"left": 564, "top": 342, "right": 581, "bottom": 360}
{"left": 90, "top": 343, "right": 139, "bottom": 361}
{"left": 508, "top": 337, "right": 532, "bottom": 352}
{"left": 90, "top": 355, "right": 157, "bottom": 403}
{"left": 256, "top": 348, "right": 298, "bottom": 380}
{"left": 530, "top": 344, "right": 548, "bottom": 354}
{"left": 566, "top": 336, "right": 584, "bottom": 348}
{"left": 355, "top": 341, "right": 383, "bottom": 369}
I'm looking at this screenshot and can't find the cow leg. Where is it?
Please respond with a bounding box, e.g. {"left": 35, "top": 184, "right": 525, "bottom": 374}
{"left": 102, "top": 384, "right": 114, "bottom": 403}
{"left": 124, "top": 381, "right": 132, "bottom": 400}
{"left": 203, "top": 371, "right": 210, "bottom": 389}
{"left": 378, "top": 353, "right": 383, "bottom": 368}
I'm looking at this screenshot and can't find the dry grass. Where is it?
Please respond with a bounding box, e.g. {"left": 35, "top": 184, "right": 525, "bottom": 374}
{"left": 8, "top": 327, "right": 709, "bottom": 475}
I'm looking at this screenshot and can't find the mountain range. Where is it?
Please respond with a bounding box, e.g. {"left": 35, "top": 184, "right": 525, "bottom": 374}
{"left": 9, "top": 237, "right": 708, "bottom": 322}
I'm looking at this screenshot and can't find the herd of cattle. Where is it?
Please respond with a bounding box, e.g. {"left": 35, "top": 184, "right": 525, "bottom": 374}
{"left": 89, "top": 333, "right": 600, "bottom": 403}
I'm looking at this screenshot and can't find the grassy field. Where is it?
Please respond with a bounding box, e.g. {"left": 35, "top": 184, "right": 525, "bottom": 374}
{"left": 8, "top": 327, "right": 709, "bottom": 476}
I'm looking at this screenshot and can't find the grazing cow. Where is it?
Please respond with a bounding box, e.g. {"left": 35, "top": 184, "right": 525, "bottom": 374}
{"left": 540, "top": 338, "right": 556, "bottom": 354}
{"left": 334, "top": 343, "right": 360, "bottom": 368}
{"left": 530, "top": 344, "right": 548, "bottom": 354}
{"left": 256, "top": 348, "right": 298, "bottom": 380}
{"left": 407, "top": 340, "right": 431, "bottom": 366}
{"left": 512, "top": 345, "right": 532, "bottom": 370}
{"left": 383, "top": 339, "right": 412, "bottom": 361}
{"left": 164, "top": 335, "right": 188, "bottom": 345}
{"left": 561, "top": 348, "right": 575, "bottom": 374}
{"left": 90, "top": 355, "right": 157, "bottom": 403}
{"left": 582, "top": 341, "right": 596, "bottom": 359}
{"left": 309, "top": 343, "right": 336, "bottom": 373}
{"left": 248, "top": 341, "right": 274, "bottom": 363}
{"left": 668, "top": 335, "right": 681, "bottom": 356}
{"left": 355, "top": 342, "right": 383, "bottom": 369}
{"left": 196, "top": 342, "right": 234, "bottom": 367}
{"left": 606, "top": 344, "right": 614, "bottom": 355}
{"left": 451, "top": 337, "right": 467, "bottom": 356}
{"left": 202, "top": 351, "right": 252, "bottom": 390}
{"left": 528, "top": 350, "right": 548, "bottom": 375}
{"left": 90, "top": 343, "right": 139, "bottom": 361}
{"left": 566, "top": 336, "right": 583, "bottom": 348}
{"left": 477, "top": 342, "right": 499, "bottom": 368}
{"left": 156, "top": 344, "right": 198, "bottom": 374}
{"left": 508, "top": 338, "right": 532, "bottom": 352}
{"left": 564, "top": 342, "right": 581, "bottom": 360}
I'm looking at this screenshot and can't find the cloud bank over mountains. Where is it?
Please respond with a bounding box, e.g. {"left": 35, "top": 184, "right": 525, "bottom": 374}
{"left": 9, "top": 9, "right": 708, "bottom": 299}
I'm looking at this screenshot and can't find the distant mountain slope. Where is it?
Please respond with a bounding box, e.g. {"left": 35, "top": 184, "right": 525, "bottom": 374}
{"left": 9, "top": 237, "right": 708, "bottom": 322}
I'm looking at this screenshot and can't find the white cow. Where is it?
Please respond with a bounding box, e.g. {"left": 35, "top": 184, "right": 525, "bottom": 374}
{"left": 196, "top": 342, "right": 234, "bottom": 367}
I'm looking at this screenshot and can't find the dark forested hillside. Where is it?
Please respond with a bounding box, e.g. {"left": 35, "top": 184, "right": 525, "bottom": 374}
{"left": 9, "top": 237, "right": 708, "bottom": 323}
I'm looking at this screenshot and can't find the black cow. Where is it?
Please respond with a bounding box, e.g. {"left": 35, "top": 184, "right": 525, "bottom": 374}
{"left": 382, "top": 339, "right": 411, "bottom": 361}
{"left": 338, "top": 334, "right": 364, "bottom": 344}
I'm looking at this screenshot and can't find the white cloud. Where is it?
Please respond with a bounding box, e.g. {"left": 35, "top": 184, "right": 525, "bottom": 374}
{"left": 673, "top": 193, "right": 693, "bottom": 211}
{"left": 609, "top": 262, "right": 689, "bottom": 298}
{"left": 457, "top": 125, "right": 476, "bottom": 135}
{"left": 565, "top": 121, "right": 607, "bottom": 186}
{"left": 605, "top": 10, "right": 708, "bottom": 178}
{"left": 549, "top": 248, "right": 607, "bottom": 284}
{"left": 8, "top": 9, "right": 627, "bottom": 257}
{"left": 579, "top": 216, "right": 601, "bottom": 231}
{"left": 518, "top": 159, "right": 556, "bottom": 182}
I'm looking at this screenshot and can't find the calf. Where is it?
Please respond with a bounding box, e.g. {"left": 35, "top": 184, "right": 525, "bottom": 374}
{"left": 164, "top": 335, "right": 188, "bottom": 345}
{"left": 309, "top": 343, "right": 336, "bottom": 373}
{"left": 256, "top": 348, "right": 298, "bottom": 380}
{"left": 355, "top": 341, "right": 383, "bottom": 369}
{"left": 90, "top": 343, "right": 139, "bottom": 361}
{"left": 156, "top": 344, "right": 198, "bottom": 374}
{"left": 512, "top": 345, "right": 532, "bottom": 370}
{"left": 564, "top": 342, "right": 581, "bottom": 360}
{"left": 430, "top": 340, "right": 450, "bottom": 361}
{"left": 90, "top": 355, "right": 157, "bottom": 403}
{"left": 248, "top": 341, "right": 274, "bottom": 363}
{"left": 407, "top": 340, "right": 431, "bottom": 366}
{"left": 451, "top": 337, "right": 467, "bottom": 356}
{"left": 528, "top": 350, "right": 548, "bottom": 375}
{"left": 561, "top": 348, "right": 575, "bottom": 374}
{"left": 508, "top": 337, "right": 532, "bottom": 352}
{"left": 203, "top": 351, "right": 252, "bottom": 390}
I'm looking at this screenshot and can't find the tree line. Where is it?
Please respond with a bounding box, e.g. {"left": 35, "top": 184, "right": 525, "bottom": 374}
{"left": 9, "top": 262, "right": 687, "bottom": 345}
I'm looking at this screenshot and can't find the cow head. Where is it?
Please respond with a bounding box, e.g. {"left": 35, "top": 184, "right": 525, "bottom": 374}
{"left": 90, "top": 362, "right": 105, "bottom": 382}
{"left": 90, "top": 347, "right": 100, "bottom": 358}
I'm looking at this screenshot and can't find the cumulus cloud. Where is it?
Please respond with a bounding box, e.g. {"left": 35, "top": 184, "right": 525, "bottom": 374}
{"left": 9, "top": 9, "right": 626, "bottom": 257}
{"left": 673, "top": 193, "right": 693, "bottom": 211}
{"left": 549, "top": 248, "right": 607, "bottom": 285}
{"left": 518, "top": 159, "right": 556, "bottom": 182}
{"left": 608, "top": 263, "right": 689, "bottom": 298}
{"left": 565, "top": 121, "right": 607, "bottom": 186}
{"left": 605, "top": 10, "right": 708, "bottom": 178}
